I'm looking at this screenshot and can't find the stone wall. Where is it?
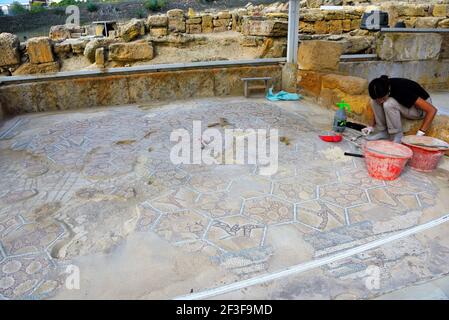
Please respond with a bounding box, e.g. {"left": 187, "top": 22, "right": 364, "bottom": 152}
{"left": 3, "top": 1, "right": 449, "bottom": 76}
{"left": 0, "top": 64, "right": 281, "bottom": 115}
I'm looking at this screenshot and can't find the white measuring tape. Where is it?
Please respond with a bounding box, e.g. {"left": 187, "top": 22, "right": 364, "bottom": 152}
{"left": 174, "top": 213, "right": 449, "bottom": 300}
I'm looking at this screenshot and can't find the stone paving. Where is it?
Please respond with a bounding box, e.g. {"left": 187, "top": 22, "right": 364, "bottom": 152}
{"left": 0, "top": 97, "right": 448, "bottom": 299}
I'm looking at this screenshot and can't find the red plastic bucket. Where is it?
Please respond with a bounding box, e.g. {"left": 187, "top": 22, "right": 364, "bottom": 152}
{"left": 401, "top": 136, "right": 448, "bottom": 172}
{"left": 364, "top": 141, "right": 413, "bottom": 181}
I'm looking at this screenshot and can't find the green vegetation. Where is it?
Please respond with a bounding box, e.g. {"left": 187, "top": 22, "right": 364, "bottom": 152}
{"left": 10, "top": 1, "right": 28, "bottom": 15}
{"left": 30, "top": 2, "right": 46, "bottom": 14}
{"left": 86, "top": 1, "right": 99, "bottom": 12}
{"left": 50, "top": 0, "right": 79, "bottom": 7}
{"left": 135, "top": 8, "right": 146, "bottom": 18}
{"left": 144, "top": 0, "right": 167, "bottom": 12}
{"left": 0, "top": 8, "right": 4, "bottom": 16}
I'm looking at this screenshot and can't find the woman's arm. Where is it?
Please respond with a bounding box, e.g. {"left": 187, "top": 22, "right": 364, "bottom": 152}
{"left": 414, "top": 98, "right": 437, "bottom": 133}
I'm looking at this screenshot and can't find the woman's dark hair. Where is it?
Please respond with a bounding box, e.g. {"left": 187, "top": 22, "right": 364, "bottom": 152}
{"left": 369, "top": 75, "right": 390, "bottom": 99}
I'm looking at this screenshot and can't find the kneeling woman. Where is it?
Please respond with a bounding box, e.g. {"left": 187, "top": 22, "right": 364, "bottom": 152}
{"left": 364, "top": 76, "right": 438, "bottom": 143}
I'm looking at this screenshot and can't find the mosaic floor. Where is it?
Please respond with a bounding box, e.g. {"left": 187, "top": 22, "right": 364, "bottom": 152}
{"left": 0, "top": 97, "right": 448, "bottom": 299}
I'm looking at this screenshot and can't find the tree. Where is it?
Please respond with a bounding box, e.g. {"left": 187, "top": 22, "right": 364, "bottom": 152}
{"left": 86, "top": 1, "right": 98, "bottom": 12}
{"left": 144, "top": 0, "right": 167, "bottom": 12}
{"left": 0, "top": 8, "right": 4, "bottom": 16}
{"left": 30, "top": 2, "right": 46, "bottom": 14}
{"left": 10, "top": 1, "right": 28, "bottom": 16}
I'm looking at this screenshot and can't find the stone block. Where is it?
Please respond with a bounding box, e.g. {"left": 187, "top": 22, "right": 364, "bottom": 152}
{"left": 119, "top": 19, "right": 143, "bottom": 42}
{"left": 202, "top": 15, "right": 213, "bottom": 27}
{"left": 342, "top": 19, "right": 352, "bottom": 32}
{"left": 187, "top": 24, "right": 202, "bottom": 34}
{"left": 314, "top": 20, "right": 329, "bottom": 34}
{"left": 298, "top": 40, "right": 343, "bottom": 72}
{"left": 27, "top": 37, "right": 54, "bottom": 64}
{"left": 321, "top": 74, "right": 368, "bottom": 96}
{"left": 168, "top": 18, "right": 186, "bottom": 33}
{"left": 186, "top": 17, "right": 202, "bottom": 25}
{"left": 213, "top": 19, "right": 230, "bottom": 28}
{"left": 415, "top": 17, "right": 442, "bottom": 28}
{"left": 53, "top": 42, "right": 72, "bottom": 57}
{"left": 150, "top": 27, "right": 168, "bottom": 37}
{"left": 318, "top": 86, "right": 371, "bottom": 117}
{"left": 95, "top": 47, "right": 105, "bottom": 67}
{"left": 49, "top": 24, "right": 75, "bottom": 41}
{"left": 438, "top": 18, "right": 449, "bottom": 28}
{"left": 0, "top": 33, "right": 20, "bottom": 67}
{"left": 351, "top": 19, "right": 361, "bottom": 30}
{"left": 433, "top": 4, "right": 449, "bottom": 17}
{"left": 299, "top": 21, "right": 315, "bottom": 34}
{"left": 70, "top": 39, "right": 89, "bottom": 54}
{"left": 377, "top": 33, "right": 442, "bottom": 61}
{"left": 109, "top": 41, "right": 154, "bottom": 62}
{"left": 12, "top": 61, "right": 59, "bottom": 75}
{"left": 84, "top": 38, "right": 114, "bottom": 63}
{"left": 148, "top": 15, "right": 168, "bottom": 27}
{"left": 328, "top": 20, "right": 343, "bottom": 34}
{"left": 167, "top": 9, "right": 184, "bottom": 19}
{"left": 302, "top": 9, "right": 324, "bottom": 22}
{"left": 216, "top": 11, "right": 231, "bottom": 19}
{"left": 298, "top": 70, "right": 324, "bottom": 97}
{"left": 241, "top": 19, "right": 288, "bottom": 37}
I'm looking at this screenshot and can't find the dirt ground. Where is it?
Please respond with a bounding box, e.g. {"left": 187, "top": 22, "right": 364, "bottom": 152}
{"left": 60, "top": 31, "right": 266, "bottom": 72}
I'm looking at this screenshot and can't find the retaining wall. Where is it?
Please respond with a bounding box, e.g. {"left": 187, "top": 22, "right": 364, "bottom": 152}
{"left": 0, "top": 61, "right": 282, "bottom": 115}
{"left": 339, "top": 59, "right": 449, "bottom": 90}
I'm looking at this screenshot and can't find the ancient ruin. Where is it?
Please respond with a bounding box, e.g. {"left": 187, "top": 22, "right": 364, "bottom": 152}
{"left": 0, "top": 0, "right": 449, "bottom": 301}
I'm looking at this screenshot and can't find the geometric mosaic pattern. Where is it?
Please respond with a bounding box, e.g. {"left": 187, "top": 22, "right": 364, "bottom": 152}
{"left": 0, "top": 99, "right": 443, "bottom": 299}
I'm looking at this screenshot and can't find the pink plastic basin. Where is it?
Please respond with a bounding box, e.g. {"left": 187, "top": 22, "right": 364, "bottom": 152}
{"left": 364, "top": 141, "right": 413, "bottom": 181}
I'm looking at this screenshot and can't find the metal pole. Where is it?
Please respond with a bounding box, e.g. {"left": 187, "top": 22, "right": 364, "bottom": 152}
{"left": 287, "top": 0, "right": 300, "bottom": 64}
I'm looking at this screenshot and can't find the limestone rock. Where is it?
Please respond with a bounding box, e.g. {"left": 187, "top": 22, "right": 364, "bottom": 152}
{"left": 12, "top": 61, "right": 59, "bottom": 75}
{"left": 213, "top": 19, "right": 230, "bottom": 28}
{"left": 298, "top": 70, "right": 324, "bottom": 97}
{"left": 167, "top": 9, "right": 184, "bottom": 19}
{"left": 168, "top": 17, "right": 186, "bottom": 33}
{"left": 49, "top": 25, "right": 72, "bottom": 41}
{"left": 53, "top": 42, "right": 72, "bottom": 58}
{"left": 119, "top": 19, "right": 144, "bottom": 42}
{"left": 109, "top": 41, "right": 154, "bottom": 62}
{"left": 415, "top": 17, "right": 443, "bottom": 28}
{"left": 216, "top": 11, "right": 231, "bottom": 20}
{"left": 241, "top": 19, "right": 288, "bottom": 37}
{"left": 186, "top": 17, "right": 202, "bottom": 25}
{"left": 150, "top": 28, "right": 168, "bottom": 37}
{"left": 321, "top": 74, "right": 368, "bottom": 96}
{"left": 341, "top": 36, "right": 374, "bottom": 54}
{"left": 433, "top": 4, "right": 449, "bottom": 17}
{"left": 259, "top": 37, "right": 287, "bottom": 58}
{"left": 187, "top": 24, "right": 202, "bottom": 34}
{"left": 70, "top": 39, "right": 89, "bottom": 55}
{"left": 200, "top": 15, "right": 212, "bottom": 33}
{"left": 84, "top": 38, "right": 114, "bottom": 63}
{"left": 298, "top": 40, "right": 343, "bottom": 72}
{"left": 49, "top": 24, "right": 83, "bottom": 41}
{"left": 95, "top": 47, "right": 105, "bottom": 67}
{"left": 27, "top": 37, "right": 54, "bottom": 64}
{"left": 377, "top": 33, "right": 442, "bottom": 62}
{"left": 438, "top": 18, "right": 449, "bottom": 28}
{"left": 147, "top": 15, "right": 168, "bottom": 27}
{"left": 0, "top": 33, "right": 20, "bottom": 67}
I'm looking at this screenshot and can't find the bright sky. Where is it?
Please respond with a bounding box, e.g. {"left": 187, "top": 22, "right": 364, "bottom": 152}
{"left": 0, "top": 0, "right": 29, "bottom": 4}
